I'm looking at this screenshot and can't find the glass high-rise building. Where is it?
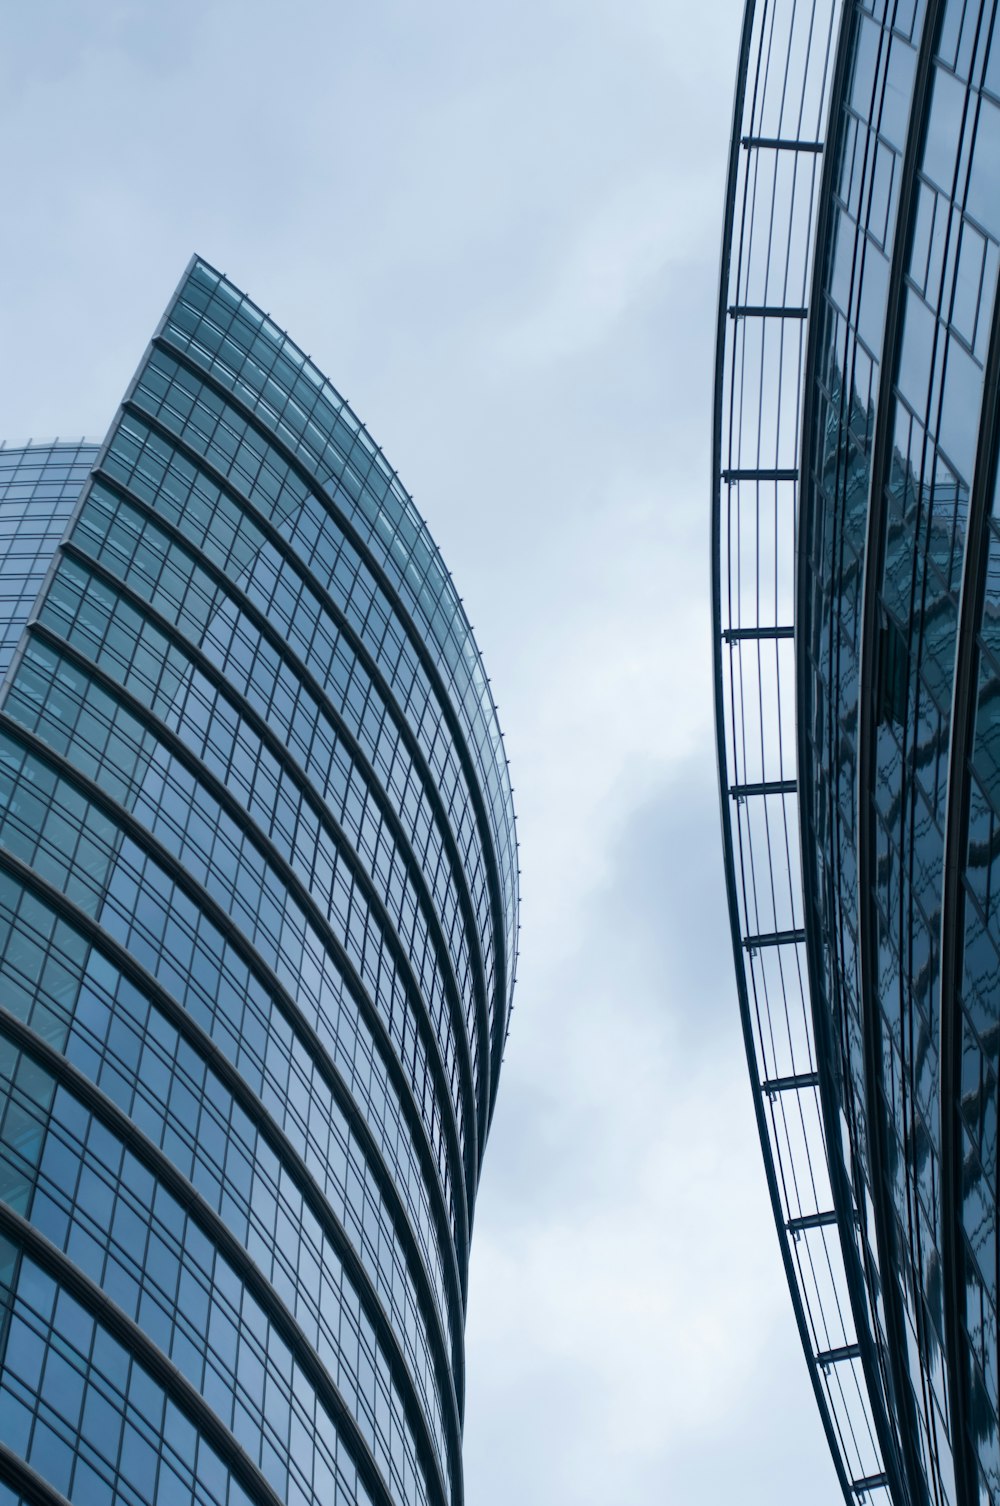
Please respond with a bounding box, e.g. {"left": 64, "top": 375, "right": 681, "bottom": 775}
{"left": 714, "top": 2, "right": 1000, "bottom": 1504}
{"left": 0, "top": 258, "right": 517, "bottom": 1506}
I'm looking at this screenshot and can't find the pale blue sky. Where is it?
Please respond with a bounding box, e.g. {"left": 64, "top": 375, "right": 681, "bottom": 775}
{"left": 0, "top": 3, "right": 842, "bottom": 1502}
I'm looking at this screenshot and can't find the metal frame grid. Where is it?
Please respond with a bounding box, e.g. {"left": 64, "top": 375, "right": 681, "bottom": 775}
{"left": 159, "top": 260, "right": 520, "bottom": 1112}
{"left": 712, "top": 2, "right": 892, "bottom": 1500}
{"left": 0, "top": 262, "right": 519, "bottom": 1506}
{"left": 0, "top": 442, "right": 99, "bottom": 686}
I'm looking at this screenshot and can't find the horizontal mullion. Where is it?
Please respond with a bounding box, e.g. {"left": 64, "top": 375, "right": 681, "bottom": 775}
{"left": 0, "top": 695, "right": 468, "bottom": 1382}
{"left": 115, "top": 399, "right": 493, "bottom": 1151}
{"left": 722, "top": 467, "right": 799, "bottom": 483}
{"left": 10, "top": 623, "right": 467, "bottom": 1431}
{"left": 851, "top": 1475, "right": 889, "bottom": 1495}
{"left": 0, "top": 1202, "right": 288, "bottom": 1506}
{"left": 760, "top": 1070, "right": 819, "bottom": 1095}
{"left": 0, "top": 1006, "right": 434, "bottom": 1506}
{"left": 786, "top": 1209, "right": 838, "bottom": 1235}
{"left": 741, "top": 134, "right": 823, "bottom": 152}
{"left": 0, "top": 1441, "right": 73, "bottom": 1506}
{"left": 723, "top": 624, "right": 794, "bottom": 642}
{"left": 40, "top": 560, "right": 474, "bottom": 1231}
{"left": 153, "top": 334, "right": 513, "bottom": 1081}
{"left": 728, "top": 304, "right": 809, "bottom": 319}
{"left": 743, "top": 927, "right": 805, "bottom": 950}
{"left": 816, "top": 1343, "right": 861, "bottom": 1368}
{"left": 75, "top": 465, "right": 485, "bottom": 1184}
{"left": 730, "top": 778, "right": 796, "bottom": 798}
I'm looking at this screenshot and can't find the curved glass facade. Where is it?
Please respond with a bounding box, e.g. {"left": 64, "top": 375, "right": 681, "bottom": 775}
{"left": 0, "top": 258, "right": 516, "bottom": 1506}
{"left": 0, "top": 442, "right": 99, "bottom": 683}
{"left": 716, "top": 3, "right": 1000, "bottom": 1504}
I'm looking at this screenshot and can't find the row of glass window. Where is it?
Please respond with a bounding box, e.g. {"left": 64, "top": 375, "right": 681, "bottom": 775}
{"left": 804, "top": 0, "right": 1000, "bottom": 1492}
{"left": 109, "top": 380, "right": 491, "bottom": 1111}
{"left": 919, "top": 30, "right": 1000, "bottom": 1497}
{"left": 13, "top": 630, "right": 460, "bottom": 1333}
{"left": 0, "top": 1033, "right": 435, "bottom": 1506}
{"left": 872, "top": 405, "right": 957, "bottom": 1499}
{"left": 873, "top": 8, "right": 1000, "bottom": 1495}
{"left": 0, "top": 1232, "right": 370, "bottom": 1506}
{"left": 135, "top": 331, "right": 508, "bottom": 1056}
{"left": 98, "top": 419, "right": 481, "bottom": 1072}
{"left": 960, "top": 489, "right": 1000, "bottom": 1479}
{"left": 53, "top": 520, "right": 470, "bottom": 1189}
{"left": 7, "top": 622, "right": 458, "bottom": 1333}
{"left": 0, "top": 721, "right": 455, "bottom": 1193}
{"left": 126, "top": 352, "right": 500, "bottom": 1070}
{"left": 1, "top": 640, "right": 455, "bottom": 1453}
{"left": 802, "top": 3, "right": 927, "bottom": 1487}
{"left": 71, "top": 473, "right": 478, "bottom": 1142}
{"left": 0, "top": 720, "right": 464, "bottom": 1331}
{"left": 29, "top": 557, "right": 462, "bottom": 1252}
{"left": 0, "top": 445, "right": 97, "bottom": 682}
{"left": 0, "top": 852, "right": 458, "bottom": 1410}
{"left": 0, "top": 697, "right": 455, "bottom": 1368}
{"left": 166, "top": 262, "right": 516, "bottom": 1013}
{"left": 100, "top": 408, "right": 479, "bottom": 981}
{"left": 0, "top": 441, "right": 96, "bottom": 487}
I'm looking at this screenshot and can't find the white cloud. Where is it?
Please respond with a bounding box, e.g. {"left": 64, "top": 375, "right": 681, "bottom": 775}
{"left": 496, "top": 171, "right": 720, "bottom": 367}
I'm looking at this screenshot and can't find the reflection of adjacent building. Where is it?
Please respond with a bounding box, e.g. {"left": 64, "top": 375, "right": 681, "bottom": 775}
{"left": 715, "top": 3, "right": 1000, "bottom": 1504}
{"left": 0, "top": 257, "right": 517, "bottom": 1506}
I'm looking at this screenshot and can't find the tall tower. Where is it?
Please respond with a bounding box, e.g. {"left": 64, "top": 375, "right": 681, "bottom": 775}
{"left": 0, "top": 258, "right": 517, "bottom": 1506}
{"left": 714, "top": 3, "right": 1000, "bottom": 1504}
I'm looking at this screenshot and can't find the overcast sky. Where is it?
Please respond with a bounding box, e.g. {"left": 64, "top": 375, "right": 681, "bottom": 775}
{"left": 0, "top": 3, "right": 842, "bottom": 1502}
